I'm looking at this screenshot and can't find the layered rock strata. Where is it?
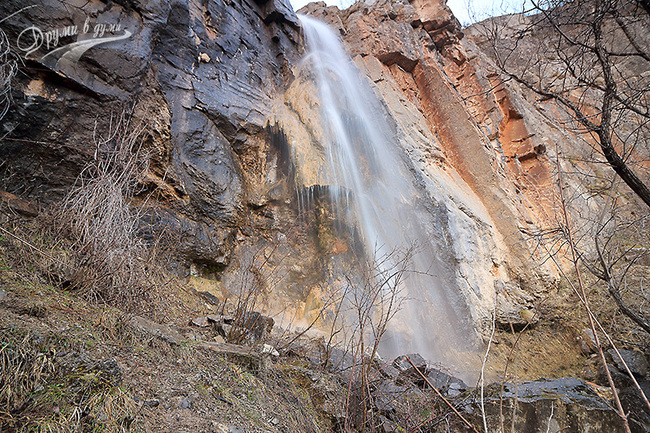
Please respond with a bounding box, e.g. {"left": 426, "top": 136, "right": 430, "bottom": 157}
{"left": 0, "top": 0, "right": 608, "bottom": 349}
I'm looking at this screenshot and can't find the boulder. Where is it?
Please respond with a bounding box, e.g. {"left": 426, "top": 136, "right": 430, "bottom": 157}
{"left": 129, "top": 315, "right": 185, "bottom": 345}
{"left": 608, "top": 349, "right": 648, "bottom": 377}
{"left": 376, "top": 359, "right": 400, "bottom": 379}
{"left": 456, "top": 377, "right": 646, "bottom": 433}
{"left": 425, "top": 367, "right": 468, "bottom": 395}
{"left": 228, "top": 311, "right": 274, "bottom": 344}
{"left": 372, "top": 379, "right": 423, "bottom": 413}
{"left": 201, "top": 341, "right": 265, "bottom": 370}
{"left": 190, "top": 316, "right": 209, "bottom": 327}
{"left": 392, "top": 353, "right": 428, "bottom": 376}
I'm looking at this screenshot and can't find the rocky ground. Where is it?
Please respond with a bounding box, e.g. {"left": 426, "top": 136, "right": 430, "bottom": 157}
{"left": 1, "top": 210, "right": 649, "bottom": 432}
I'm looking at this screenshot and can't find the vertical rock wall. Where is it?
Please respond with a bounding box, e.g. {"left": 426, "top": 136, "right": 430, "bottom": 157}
{"left": 0, "top": 0, "right": 302, "bottom": 271}
{"left": 291, "top": 0, "right": 561, "bottom": 333}
{"left": 0, "top": 0, "right": 593, "bottom": 341}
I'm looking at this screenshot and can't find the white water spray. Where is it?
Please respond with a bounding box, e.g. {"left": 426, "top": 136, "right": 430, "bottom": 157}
{"left": 298, "top": 15, "right": 481, "bottom": 376}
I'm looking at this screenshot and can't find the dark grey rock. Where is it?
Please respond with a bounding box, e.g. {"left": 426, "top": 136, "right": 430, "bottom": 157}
{"left": 0, "top": 0, "right": 301, "bottom": 270}
{"left": 392, "top": 353, "right": 427, "bottom": 372}
{"left": 372, "top": 380, "right": 422, "bottom": 413}
{"left": 426, "top": 367, "right": 468, "bottom": 394}
{"left": 376, "top": 360, "right": 400, "bottom": 379}
{"left": 144, "top": 399, "right": 160, "bottom": 407}
{"left": 500, "top": 377, "right": 610, "bottom": 407}
{"left": 619, "top": 378, "right": 650, "bottom": 430}
{"left": 262, "top": 0, "right": 300, "bottom": 29}
{"left": 138, "top": 209, "right": 235, "bottom": 273}
{"left": 609, "top": 348, "right": 648, "bottom": 377}
{"left": 392, "top": 353, "right": 429, "bottom": 382}
{"left": 463, "top": 377, "right": 645, "bottom": 433}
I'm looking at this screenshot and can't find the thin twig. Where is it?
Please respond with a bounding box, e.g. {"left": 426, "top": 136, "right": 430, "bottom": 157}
{"left": 0, "top": 225, "right": 62, "bottom": 266}
{"left": 545, "top": 401, "right": 554, "bottom": 433}
{"left": 481, "top": 290, "right": 498, "bottom": 433}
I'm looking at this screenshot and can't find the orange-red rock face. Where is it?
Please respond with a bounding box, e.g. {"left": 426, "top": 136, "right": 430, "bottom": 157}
{"left": 293, "top": 0, "right": 570, "bottom": 334}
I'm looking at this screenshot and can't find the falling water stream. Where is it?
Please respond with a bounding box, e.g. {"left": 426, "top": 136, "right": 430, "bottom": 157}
{"left": 298, "top": 15, "right": 481, "bottom": 378}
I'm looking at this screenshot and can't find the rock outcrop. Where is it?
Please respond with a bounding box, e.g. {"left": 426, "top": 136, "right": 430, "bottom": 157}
{"left": 461, "top": 377, "right": 648, "bottom": 433}
{"left": 294, "top": 0, "right": 559, "bottom": 336}
{"left": 0, "top": 0, "right": 301, "bottom": 272}
{"left": 2, "top": 0, "right": 637, "bottom": 376}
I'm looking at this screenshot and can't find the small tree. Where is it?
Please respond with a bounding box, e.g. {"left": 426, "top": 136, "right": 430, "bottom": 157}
{"left": 481, "top": 0, "right": 650, "bottom": 207}
{"left": 475, "top": 0, "right": 650, "bottom": 334}
{"left": 475, "top": 4, "right": 650, "bottom": 428}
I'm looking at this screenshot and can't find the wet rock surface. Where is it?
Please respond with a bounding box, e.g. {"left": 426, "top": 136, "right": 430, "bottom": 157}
{"left": 296, "top": 0, "right": 552, "bottom": 344}
{"left": 0, "top": 0, "right": 301, "bottom": 273}
{"left": 457, "top": 377, "right": 648, "bottom": 433}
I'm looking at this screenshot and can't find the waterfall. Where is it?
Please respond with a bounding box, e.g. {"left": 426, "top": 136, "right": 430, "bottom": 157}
{"left": 297, "top": 15, "right": 481, "bottom": 378}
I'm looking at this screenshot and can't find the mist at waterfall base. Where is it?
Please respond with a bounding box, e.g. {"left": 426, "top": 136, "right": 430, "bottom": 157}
{"left": 297, "top": 15, "right": 482, "bottom": 380}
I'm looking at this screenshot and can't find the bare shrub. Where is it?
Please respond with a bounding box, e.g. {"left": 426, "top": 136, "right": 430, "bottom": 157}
{"left": 226, "top": 242, "right": 282, "bottom": 344}
{"left": 330, "top": 245, "right": 410, "bottom": 432}
{"left": 53, "top": 111, "right": 160, "bottom": 310}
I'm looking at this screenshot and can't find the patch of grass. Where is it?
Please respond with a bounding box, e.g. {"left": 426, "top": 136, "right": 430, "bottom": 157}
{"left": 0, "top": 331, "right": 56, "bottom": 417}
{"left": 0, "top": 327, "right": 141, "bottom": 432}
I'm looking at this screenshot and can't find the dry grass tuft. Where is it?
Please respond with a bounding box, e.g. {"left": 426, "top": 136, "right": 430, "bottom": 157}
{"left": 0, "top": 331, "right": 56, "bottom": 418}
{"left": 50, "top": 111, "right": 166, "bottom": 312}
{"left": 0, "top": 328, "right": 140, "bottom": 432}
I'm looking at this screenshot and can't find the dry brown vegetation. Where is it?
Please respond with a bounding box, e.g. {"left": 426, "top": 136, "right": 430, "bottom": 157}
{"left": 48, "top": 112, "right": 167, "bottom": 312}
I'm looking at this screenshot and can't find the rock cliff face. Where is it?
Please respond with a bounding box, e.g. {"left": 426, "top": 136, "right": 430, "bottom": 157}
{"left": 294, "top": 0, "right": 564, "bottom": 333}
{"left": 0, "top": 0, "right": 302, "bottom": 272}
{"left": 0, "top": 0, "right": 601, "bottom": 360}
